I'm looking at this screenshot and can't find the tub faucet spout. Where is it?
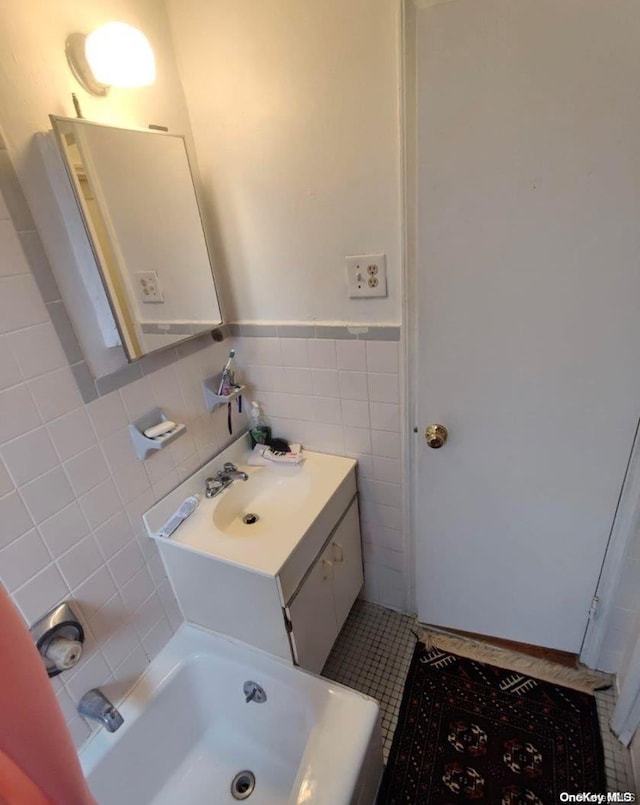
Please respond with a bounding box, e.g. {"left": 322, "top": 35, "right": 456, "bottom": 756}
{"left": 78, "top": 688, "right": 124, "bottom": 732}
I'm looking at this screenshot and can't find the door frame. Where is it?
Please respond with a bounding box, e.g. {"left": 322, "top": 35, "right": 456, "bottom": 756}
{"left": 401, "top": 0, "right": 640, "bottom": 668}
{"left": 579, "top": 420, "right": 640, "bottom": 669}
{"left": 400, "top": 0, "right": 419, "bottom": 616}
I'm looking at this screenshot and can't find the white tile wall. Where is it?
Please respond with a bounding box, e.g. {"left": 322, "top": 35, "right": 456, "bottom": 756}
{"left": 0, "top": 154, "right": 245, "bottom": 749}
{"left": 235, "top": 335, "right": 407, "bottom": 612}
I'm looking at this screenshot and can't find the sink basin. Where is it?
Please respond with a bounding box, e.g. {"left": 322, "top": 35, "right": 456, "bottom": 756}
{"left": 212, "top": 465, "right": 313, "bottom": 537}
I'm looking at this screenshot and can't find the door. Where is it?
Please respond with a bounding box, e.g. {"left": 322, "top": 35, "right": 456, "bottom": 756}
{"left": 287, "top": 545, "right": 337, "bottom": 673}
{"left": 331, "top": 500, "right": 364, "bottom": 630}
{"left": 413, "top": 0, "right": 640, "bottom": 651}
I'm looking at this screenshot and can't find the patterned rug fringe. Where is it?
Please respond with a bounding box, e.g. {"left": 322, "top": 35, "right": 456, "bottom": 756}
{"left": 417, "top": 628, "right": 610, "bottom": 694}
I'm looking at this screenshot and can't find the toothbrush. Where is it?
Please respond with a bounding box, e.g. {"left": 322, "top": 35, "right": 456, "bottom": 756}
{"left": 158, "top": 495, "right": 200, "bottom": 538}
{"left": 217, "top": 349, "right": 236, "bottom": 395}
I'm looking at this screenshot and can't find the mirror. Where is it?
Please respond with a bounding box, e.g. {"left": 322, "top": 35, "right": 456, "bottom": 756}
{"left": 49, "top": 116, "right": 222, "bottom": 361}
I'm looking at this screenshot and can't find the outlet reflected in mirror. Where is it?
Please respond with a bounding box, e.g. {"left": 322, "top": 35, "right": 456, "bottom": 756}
{"left": 50, "top": 116, "right": 222, "bottom": 361}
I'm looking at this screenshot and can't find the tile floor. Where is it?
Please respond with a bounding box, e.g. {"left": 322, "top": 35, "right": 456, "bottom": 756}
{"left": 322, "top": 600, "right": 636, "bottom": 794}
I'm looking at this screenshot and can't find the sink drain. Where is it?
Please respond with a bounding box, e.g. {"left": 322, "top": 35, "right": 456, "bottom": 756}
{"left": 231, "top": 770, "right": 255, "bottom": 800}
{"left": 242, "top": 513, "right": 259, "bottom": 525}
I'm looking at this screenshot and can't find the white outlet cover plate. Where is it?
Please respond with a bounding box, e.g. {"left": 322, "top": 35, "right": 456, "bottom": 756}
{"left": 345, "top": 254, "right": 387, "bottom": 298}
{"left": 136, "top": 270, "right": 164, "bottom": 304}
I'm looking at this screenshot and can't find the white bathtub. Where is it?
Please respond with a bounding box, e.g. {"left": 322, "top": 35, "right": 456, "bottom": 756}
{"left": 79, "top": 624, "right": 382, "bottom": 804}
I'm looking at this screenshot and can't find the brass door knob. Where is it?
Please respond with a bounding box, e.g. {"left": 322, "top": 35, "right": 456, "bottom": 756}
{"left": 425, "top": 424, "right": 448, "bottom": 449}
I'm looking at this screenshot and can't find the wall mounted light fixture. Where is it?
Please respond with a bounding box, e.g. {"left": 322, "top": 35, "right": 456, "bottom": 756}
{"left": 66, "top": 22, "right": 156, "bottom": 97}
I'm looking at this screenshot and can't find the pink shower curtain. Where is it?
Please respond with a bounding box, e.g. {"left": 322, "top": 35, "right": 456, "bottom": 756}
{"left": 0, "top": 584, "right": 95, "bottom": 804}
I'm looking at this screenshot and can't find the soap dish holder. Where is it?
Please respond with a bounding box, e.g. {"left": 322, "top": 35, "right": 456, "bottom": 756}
{"left": 202, "top": 374, "right": 245, "bottom": 413}
{"left": 129, "top": 407, "right": 186, "bottom": 460}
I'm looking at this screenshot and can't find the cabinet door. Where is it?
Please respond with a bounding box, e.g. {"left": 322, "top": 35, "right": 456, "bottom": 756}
{"left": 287, "top": 544, "right": 338, "bottom": 673}
{"left": 331, "top": 499, "right": 364, "bottom": 631}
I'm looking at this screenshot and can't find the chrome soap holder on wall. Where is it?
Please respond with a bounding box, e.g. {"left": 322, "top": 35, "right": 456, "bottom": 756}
{"left": 129, "top": 407, "right": 187, "bottom": 460}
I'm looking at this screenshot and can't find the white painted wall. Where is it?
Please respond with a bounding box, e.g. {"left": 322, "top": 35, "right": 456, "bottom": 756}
{"left": 166, "top": 0, "right": 402, "bottom": 325}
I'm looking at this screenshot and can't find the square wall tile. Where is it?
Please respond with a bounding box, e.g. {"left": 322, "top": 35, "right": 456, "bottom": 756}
{"left": 48, "top": 408, "right": 96, "bottom": 461}
{"left": 0, "top": 385, "right": 41, "bottom": 443}
{"left": 1, "top": 427, "right": 59, "bottom": 486}
{"left": 29, "top": 367, "right": 83, "bottom": 422}
{"left": 366, "top": 341, "right": 399, "bottom": 374}
{"left": 108, "top": 540, "right": 145, "bottom": 588}
{"left": 280, "top": 338, "right": 309, "bottom": 368}
{"left": 64, "top": 445, "right": 109, "bottom": 497}
{"left": 0, "top": 490, "right": 34, "bottom": 548}
{"left": 0, "top": 336, "right": 23, "bottom": 390}
{"left": 120, "top": 567, "right": 155, "bottom": 611}
{"left": 0, "top": 274, "right": 48, "bottom": 333}
{"left": 372, "top": 430, "right": 402, "bottom": 459}
{"left": 338, "top": 371, "right": 368, "bottom": 401}
{"left": 6, "top": 322, "right": 66, "bottom": 379}
{"left": 337, "top": 340, "right": 367, "bottom": 371}
{"left": 13, "top": 562, "right": 68, "bottom": 624}
{"left": 73, "top": 568, "right": 118, "bottom": 623}
{"left": 20, "top": 466, "right": 75, "bottom": 524}
{"left": 370, "top": 402, "right": 401, "bottom": 433}
{"left": 79, "top": 478, "right": 122, "bottom": 530}
{"left": 38, "top": 502, "right": 89, "bottom": 557}
{"left": 112, "top": 460, "right": 150, "bottom": 506}
{"left": 0, "top": 457, "right": 13, "bottom": 497}
{"left": 344, "top": 426, "right": 372, "bottom": 455}
{"left": 311, "top": 369, "right": 340, "bottom": 398}
{"left": 341, "top": 399, "right": 370, "bottom": 428}
{"left": 368, "top": 373, "right": 399, "bottom": 404}
{"left": 56, "top": 534, "right": 104, "bottom": 590}
{"left": 0, "top": 529, "right": 51, "bottom": 590}
{"left": 87, "top": 392, "right": 129, "bottom": 439}
{"left": 312, "top": 397, "right": 342, "bottom": 425}
{"left": 283, "top": 367, "right": 313, "bottom": 395}
{"left": 93, "top": 511, "right": 135, "bottom": 561}
{"left": 308, "top": 339, "right": 337, "bottom": 369}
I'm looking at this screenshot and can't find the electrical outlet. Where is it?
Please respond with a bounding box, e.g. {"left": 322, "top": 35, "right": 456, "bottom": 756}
{"left": 135, "top": 271, "right": 164, "bottom": 304}
{"left": 345, "top": 254, "right": 387, "bottom": 298}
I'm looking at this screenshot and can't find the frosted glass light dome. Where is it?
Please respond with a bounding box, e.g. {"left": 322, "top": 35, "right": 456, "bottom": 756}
{"left": 85, "top": 22, "right": 155, "bottom": 88}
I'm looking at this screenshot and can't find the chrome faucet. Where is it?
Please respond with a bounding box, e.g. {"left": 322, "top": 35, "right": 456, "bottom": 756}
{"left": 78, "top": 688, "right": 124, "bottom": 732}
{"left": 205, "top": 462, "right": 249, "bottom": 498}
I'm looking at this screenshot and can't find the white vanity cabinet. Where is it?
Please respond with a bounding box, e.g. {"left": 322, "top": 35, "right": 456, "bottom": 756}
{"left": 145, "top": 437, "right": 365, "bottom": 674}
{"left": 286, "top": 500, "right": 363, "bottom": 672}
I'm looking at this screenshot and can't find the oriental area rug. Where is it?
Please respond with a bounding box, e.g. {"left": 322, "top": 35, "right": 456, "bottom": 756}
{"left": 377, "top": 640, "right": 606, "bottom": 804}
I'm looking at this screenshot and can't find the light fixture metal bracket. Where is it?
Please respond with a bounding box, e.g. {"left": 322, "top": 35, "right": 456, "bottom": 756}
{"left": 65, "top": 33, "right": 109, "bottom": 97}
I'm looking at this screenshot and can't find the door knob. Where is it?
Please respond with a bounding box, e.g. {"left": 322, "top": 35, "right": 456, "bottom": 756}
{"left": 425, "top": 424, "right": 448, "bottom": 449}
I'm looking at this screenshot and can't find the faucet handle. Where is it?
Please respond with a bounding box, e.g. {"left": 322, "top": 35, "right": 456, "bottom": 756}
{"left": 223, "top": 462, "right": 238, "bottom": 473}
{"left": 205, "top": 477, "right": 224, "bottom": 497}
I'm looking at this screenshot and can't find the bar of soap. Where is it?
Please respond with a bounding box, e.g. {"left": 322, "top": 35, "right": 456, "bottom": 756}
{"left": 144, "top": 421, "right": 176, "bottom": 439}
